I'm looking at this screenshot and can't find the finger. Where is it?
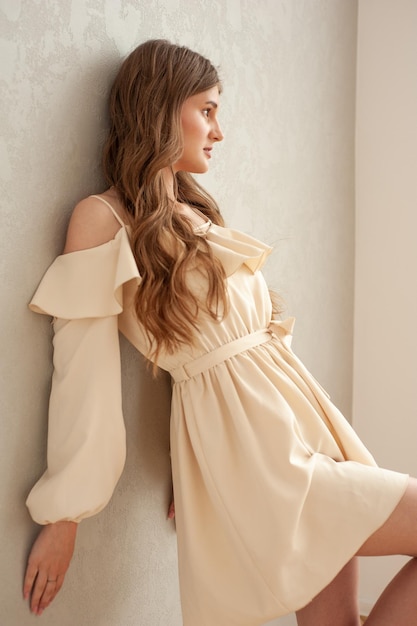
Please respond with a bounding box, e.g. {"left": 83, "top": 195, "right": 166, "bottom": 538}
{"left": 30, "top": 573, "right": 48, "bottom": 614}
{"left": 37, "top": 579, "right": 59, "bottom": 614}
{"left": 55, "top": 573, "right": 65, "bottom": 594}
{"left": 40, "top": 573, "right": 65, "bottom": 612}
{"left": 23, "top": 562, "right": 38, "bottom": 599}
{"left": 167, "top": 500, "right": 175, "bottom": 519}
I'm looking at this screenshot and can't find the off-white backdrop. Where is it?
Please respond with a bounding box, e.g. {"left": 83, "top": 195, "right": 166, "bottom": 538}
{"left": 354, "top": 0, "right": 417, "bottom": 617}
{"left": 0, "top": 1, "right": 357, "bottom": 625}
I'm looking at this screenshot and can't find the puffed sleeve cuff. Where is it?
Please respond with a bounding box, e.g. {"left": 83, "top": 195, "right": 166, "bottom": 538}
{"left": 26, "top": 315, "right": 126, "bottom": 524}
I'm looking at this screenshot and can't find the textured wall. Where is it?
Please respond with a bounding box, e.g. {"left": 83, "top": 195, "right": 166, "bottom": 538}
{"left": 354, "top": 0, "right": 417, "bottom": 616}
{"left": 0, "top": 1, "right": 357, "bottom": 625}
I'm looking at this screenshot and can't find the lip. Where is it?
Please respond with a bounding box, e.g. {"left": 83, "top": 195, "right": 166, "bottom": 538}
{"left": 203, "top": 147, "right": 212, "bottom": 158}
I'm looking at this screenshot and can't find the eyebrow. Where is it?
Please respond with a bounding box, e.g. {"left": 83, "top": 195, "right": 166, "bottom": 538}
{"left": 205, "top": 100, "right": 218, "bottom": 108}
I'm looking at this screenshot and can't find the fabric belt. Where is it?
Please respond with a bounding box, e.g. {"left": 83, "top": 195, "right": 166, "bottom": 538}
{"left": 170, "top": 329, "right": 272, "bottom": 383}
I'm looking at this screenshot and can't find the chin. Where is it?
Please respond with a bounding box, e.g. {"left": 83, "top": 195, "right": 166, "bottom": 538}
{"left": 177, "top": 161, "right": 209, "bottom": 175}
{"left": 191, "top": 163, "right": 209, "bottom": 174}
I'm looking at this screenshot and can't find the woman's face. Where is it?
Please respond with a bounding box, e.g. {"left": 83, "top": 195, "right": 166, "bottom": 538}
{"left": 173, "top": 86, "right": 224, "bottom": 174}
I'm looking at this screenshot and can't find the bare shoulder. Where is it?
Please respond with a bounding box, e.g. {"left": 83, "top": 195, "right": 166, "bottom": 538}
{"left": 63, "top": 192, "right": 126, "bottom": 254}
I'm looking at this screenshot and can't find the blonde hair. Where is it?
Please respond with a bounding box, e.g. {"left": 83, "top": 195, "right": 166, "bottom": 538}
{"left": 102, "top": 39, "right": 227, "bottom": 363}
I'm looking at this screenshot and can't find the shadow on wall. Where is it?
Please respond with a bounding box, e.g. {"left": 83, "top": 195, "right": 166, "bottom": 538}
{"left": 6, "top": 47, "right": 182, "bottom": 625}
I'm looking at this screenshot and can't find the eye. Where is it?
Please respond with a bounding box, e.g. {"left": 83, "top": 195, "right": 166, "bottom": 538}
{"left": 202, "top": 108, "right": 211, "bottom": 118}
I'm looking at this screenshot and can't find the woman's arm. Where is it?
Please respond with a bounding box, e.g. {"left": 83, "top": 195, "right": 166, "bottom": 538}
{"left": 24, "top": 196, "right": 127, "bottom": 615}
{"left": 63, "top": 194, "right": 124, "bottom": 254}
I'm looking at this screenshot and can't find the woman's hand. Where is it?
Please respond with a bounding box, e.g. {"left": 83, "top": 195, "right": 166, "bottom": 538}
{"left": 23, "top": 521, "right": 77, "bottom": 616}
{"left": 167, "top": 498, "right": 175, "bottom": 520}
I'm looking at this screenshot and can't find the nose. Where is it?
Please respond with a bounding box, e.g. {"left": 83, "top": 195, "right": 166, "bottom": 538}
{"left": 210, "top": 119, "right": 224, "bottom": 143}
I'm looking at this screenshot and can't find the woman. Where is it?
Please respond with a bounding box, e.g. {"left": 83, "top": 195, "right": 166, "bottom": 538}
{"left": 23, "top": 39, "right": 417, "bottom": 625}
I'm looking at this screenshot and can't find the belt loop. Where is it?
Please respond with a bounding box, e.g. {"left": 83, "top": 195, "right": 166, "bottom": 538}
{"left": 171, "top": 364, "right": 190, "bottom": 382}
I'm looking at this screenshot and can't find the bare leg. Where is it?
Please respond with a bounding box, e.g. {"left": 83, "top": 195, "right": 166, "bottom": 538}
{"left": 296, "top": 477, "right": 417, "bottom": 626}
{"left": 364, "top": 558, "right": 417, "bottom": 626}
{"left": 358, "top": 477, "right": 417, "bottom": 557}
{"left": 356, "top": 477, "right": 417, "bottom": 625}
{"left": 296, "top": 558, "right": 360, "bottom": 626}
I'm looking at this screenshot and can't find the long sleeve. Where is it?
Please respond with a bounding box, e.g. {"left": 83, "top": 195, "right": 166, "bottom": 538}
{"left": 26, "top": 227, "right": 140, "bottom": 524}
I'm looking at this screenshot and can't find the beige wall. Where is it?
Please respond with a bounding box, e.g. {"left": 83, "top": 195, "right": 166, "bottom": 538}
{"left": 354, "top": 0, "right": 417, "bottom": 615}
{"left": 0, "top": 1, "right": 357, "bottom": 625}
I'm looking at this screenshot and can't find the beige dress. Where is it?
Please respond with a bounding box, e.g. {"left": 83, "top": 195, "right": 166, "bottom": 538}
{"left": 27, "top": 197, "right": 408, "bottom": 625}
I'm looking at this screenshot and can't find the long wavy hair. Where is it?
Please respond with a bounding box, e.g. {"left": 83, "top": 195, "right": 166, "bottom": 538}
{"left": 102, "top": 40, "right": 227, "bottom": 363}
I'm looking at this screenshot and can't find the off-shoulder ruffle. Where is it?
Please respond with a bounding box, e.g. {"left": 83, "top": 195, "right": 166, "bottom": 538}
{"left": 29, "top": 227, "right": 140, "bottom": 319}
{"left": 206, "top": 224, "right": 272, "bottom": 277}
{"left": 29, "top": 223, "right": 272, "bottom": 319}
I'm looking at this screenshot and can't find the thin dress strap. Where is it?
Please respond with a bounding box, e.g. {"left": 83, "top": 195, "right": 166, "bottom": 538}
{"left": 90, "top": 195, "right": 126, "bottom": 228}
